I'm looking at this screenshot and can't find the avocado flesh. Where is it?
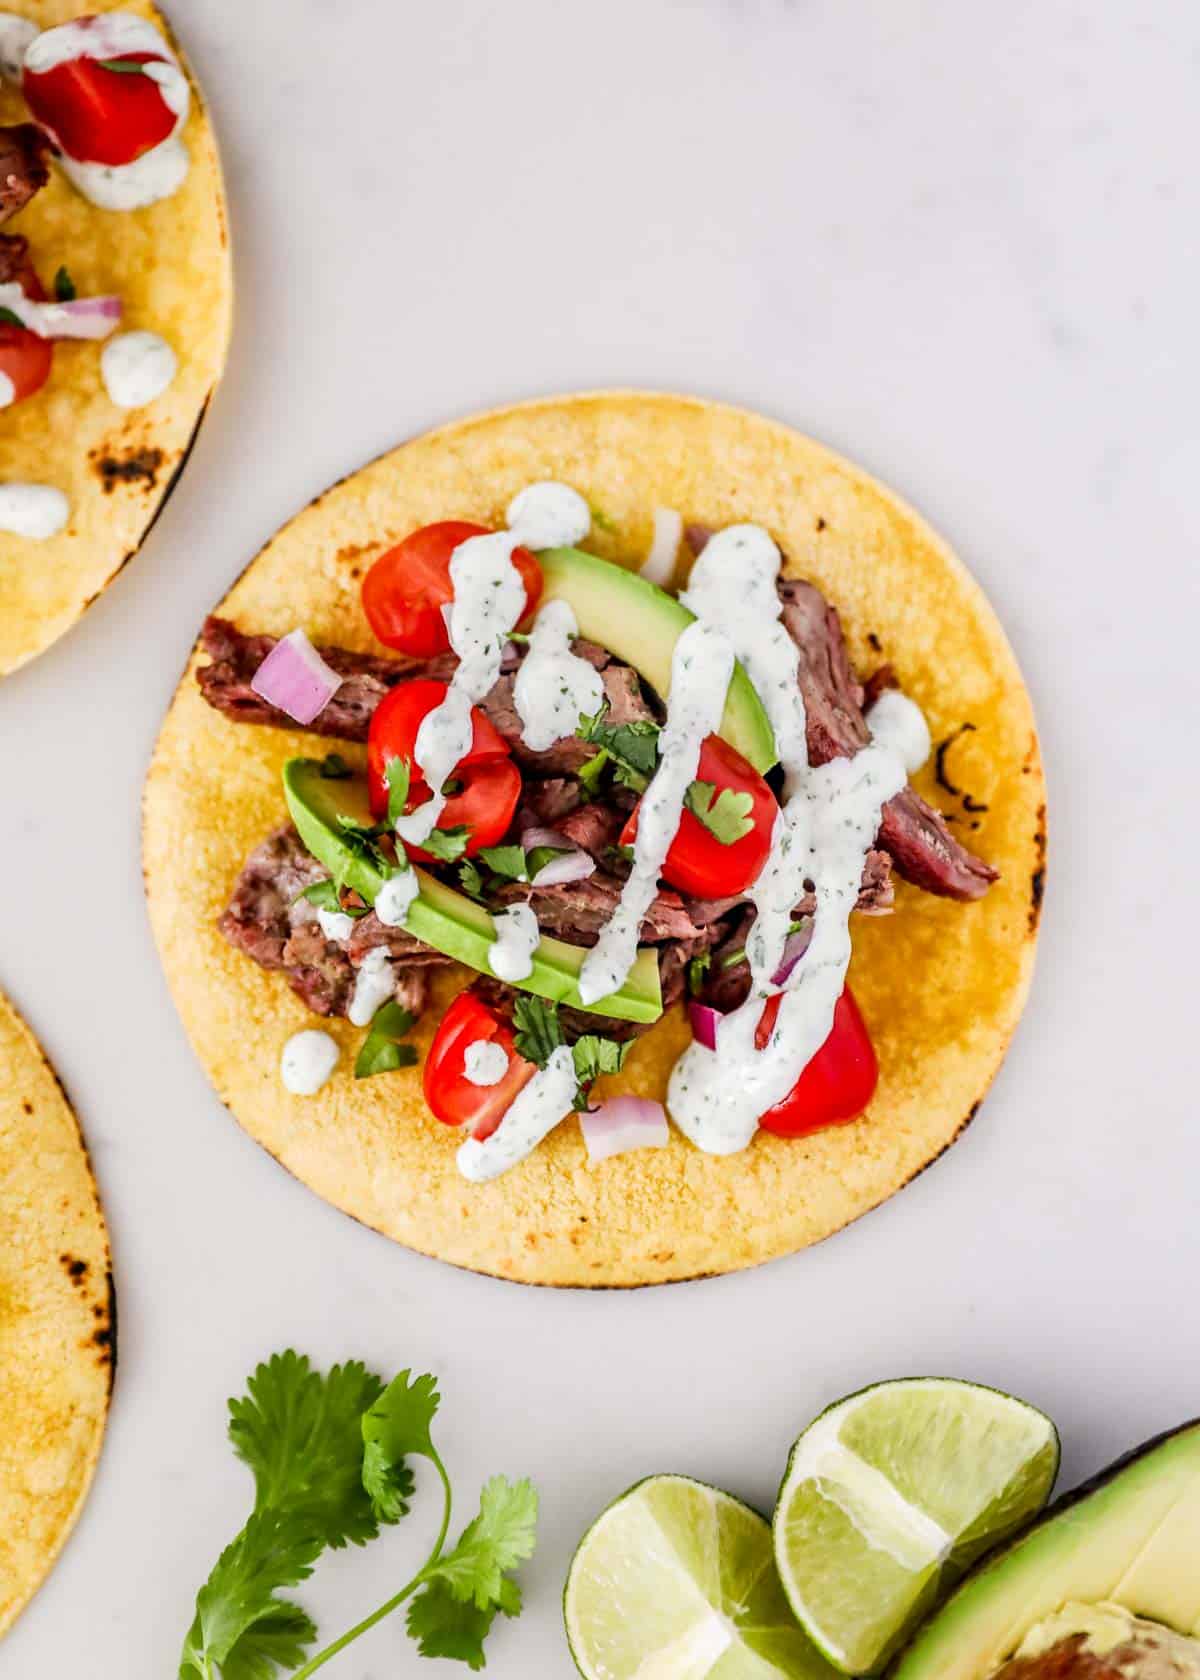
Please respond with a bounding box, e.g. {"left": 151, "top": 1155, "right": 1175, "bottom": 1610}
{"left": 894, "top": 1424, "right": 1200, "bottom": 1680}
{"left": 536, "top": 546, "right": 778, "bottom": 773}
{"left": 283, "top": 757, "right": 663, "bottom": 1024}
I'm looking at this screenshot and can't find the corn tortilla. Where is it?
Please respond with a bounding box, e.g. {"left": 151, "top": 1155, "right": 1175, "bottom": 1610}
{"left": 0, "top": 0, "right": 232, "bottom": 676}
{"left": 0, "top": 986, "right": 112, "bottom": 1638}
{"left": 144, "top": 392, "right": 1045, "bottom": 1287}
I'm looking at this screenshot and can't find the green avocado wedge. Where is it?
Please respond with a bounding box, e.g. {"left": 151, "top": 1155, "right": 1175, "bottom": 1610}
{"left": 537, "top": 546, "right": 778, "bottom": 773}
{"left": 892, "top": 1421, "right": 1200, "bottom": 1680}
{"left": 283, "top": 757, "right": 663, "bottom": 1024}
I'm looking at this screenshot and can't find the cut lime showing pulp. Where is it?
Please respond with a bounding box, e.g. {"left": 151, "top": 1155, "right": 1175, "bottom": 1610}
{"left": 565, "top": 1474, "right": 838, "bottom": 1680}
{"left": 772, "top": 1378, "right": 1060, "bottom": 1675}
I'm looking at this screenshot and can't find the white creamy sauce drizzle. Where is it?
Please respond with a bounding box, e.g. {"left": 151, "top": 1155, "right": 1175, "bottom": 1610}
{"left": 395, "top": 482, "right": 591, "bottom": 846}
{"left": 639, "top": 505, "right": 683, "bottom": 587}
{"left": 578, "top": 619, "right": 735, "bottom": 1005}
{"left": 280, "top": 1029, "right": 339, "bottom": 1096}
{"left": 867, "top": 688, "right": 931, "bottom": 774}
{"left": 375, "top": 865, "right": 419, "bottom": 928}
{"left": 0, "top": 12, "right": 35, "bottom": 82}
{"left": 463, "top": 1040, "right": 509, "bottom": 1087}
{"left": 0, "top": 370, "right": 13, "bottom": 408}
{"left": 347, "top": 946, "right": 395, "bottom": 1027}
{"left": 487, "top": 903, "right": 539, "bottom": 982}
{"left": 457, "top": 1044, "right": 576, "bottom": 1182}
{"left": 0, "top": 482, "right": 68, "bottom": 538}
{"left": 513, "top": 598, "right": 604, "bottom": 750}
{"left": 670, "top": 525, "right": 908, "bottom": 1153}
{"left": 100, "top": 330, "right": 177, "bottom": 408}
{"left": 316, "top": 907, "right": 355, "bottom": 944}
{"left": 22, "top": 14, "right": 191, "bottom": 209}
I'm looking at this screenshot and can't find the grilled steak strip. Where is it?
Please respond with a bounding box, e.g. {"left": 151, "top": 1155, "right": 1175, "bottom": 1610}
{"left": 0, "top": 126, "right": 48, "bottom": 225}
{"left": 218, "top": 825, "right": 448, "bottom": 1020}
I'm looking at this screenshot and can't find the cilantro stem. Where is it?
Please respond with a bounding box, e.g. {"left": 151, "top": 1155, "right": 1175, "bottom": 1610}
{"left": 288, "top": 1454, "right": 453, "bottom": 1679}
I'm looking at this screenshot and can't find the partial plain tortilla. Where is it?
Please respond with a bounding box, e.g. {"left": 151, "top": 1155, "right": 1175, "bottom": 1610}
{"left": 0, "top": 986, "right": 112, "bottom": 1637}
{"left": 145, "top": 393, "right": 1046, "bottom": 1287}
{"left": 0, "top": 0, "right": 232, "bottom": 676}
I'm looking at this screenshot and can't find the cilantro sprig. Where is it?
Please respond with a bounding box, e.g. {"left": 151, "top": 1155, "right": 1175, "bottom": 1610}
{"left": 354, "top": 1001, "right": 418, "bottom": 1079}
{"left": 179, "top": 1353, "right": 537, "bottom": 1678}
{"left": 683, "top": 780, "right": 755, "bottom": 844}
{"left": 511, "top": 996, "right": 630, "bottom": 1108}
{"left": 578, "top": 708, "right": 757, "bottom": 846}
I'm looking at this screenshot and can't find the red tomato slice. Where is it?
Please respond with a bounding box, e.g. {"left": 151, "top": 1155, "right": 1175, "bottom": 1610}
{"left": 0, "top": 249, "right": 52, "bottom": 406}
{"left": 620, "top": 734, "right": 776, "bottom": 900}
{"left": 754, "top": 987, "right": 878, "bottom": 1137}
{"left": 423, "top": 990, "right": 536, "bottom": 1140}
{"left": 23, "top": 51, "right": 177, "bottom": 166}
{"left": 362, "top": 520, "right": 543, "bottom": 658}
{"left": 367, "top": 679, "right": 510, "bottom": 810}
{"left": 401, "top": 758, "right": 522, "bottom": 864}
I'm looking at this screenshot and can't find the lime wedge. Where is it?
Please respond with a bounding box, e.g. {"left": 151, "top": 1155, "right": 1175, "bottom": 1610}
{"left": 772, "top": 1379, "right": 1060, "bottom": 1675}
{"left": 565, "top": 1474, "right": 838, "bottom": 1680}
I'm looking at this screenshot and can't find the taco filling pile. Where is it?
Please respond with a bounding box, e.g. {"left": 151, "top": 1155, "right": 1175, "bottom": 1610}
{"left": 196, "top": 482, "right": 999, "bottom": 1184}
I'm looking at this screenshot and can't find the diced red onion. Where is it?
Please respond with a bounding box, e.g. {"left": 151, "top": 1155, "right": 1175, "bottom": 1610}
{"left": 639, "top": 506, "right": 682, "bottom": 586}
{"left": 520, "top": 826, "right": 570, "bottom": 851}
{"left": 771, "top": 923, "right": 813, "bottom": 987}
{"left": 580, "top": 1096, "right": 669, "bottom": 1163}
{"left": 687, "top": 1001, "right": 723, "bottom": 1052}
{"left": 530, "top": 850, "right": 594, "bottom": 886}
{"left": 0, "top": 288, "right": 122, "bottom": 339}
{"left": 250, "top": 629, "right": 343, "bottom": 726}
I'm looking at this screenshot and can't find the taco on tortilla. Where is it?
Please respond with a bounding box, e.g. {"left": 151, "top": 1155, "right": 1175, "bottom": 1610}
{"left": 145, "top": 393, "right": 1044, "bottom": 1287}
{"left": 0, "top": 1, "right": 231, "bottom": 675}
{"left": 0, "top": 986, "right": 112, "bottom": 1638}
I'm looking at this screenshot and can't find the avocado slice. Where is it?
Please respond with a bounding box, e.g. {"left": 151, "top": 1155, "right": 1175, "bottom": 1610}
{"left": 893, "top": 1423, "right": 1200, "bottom": 1680}
{"left": 537, "top": 546, "right": 778, "bottom": 773}
{"left": 283, "top": 757, "right": 662, "bottom": 1023}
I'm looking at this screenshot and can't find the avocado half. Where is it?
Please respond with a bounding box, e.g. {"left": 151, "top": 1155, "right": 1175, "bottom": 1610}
{"left": 283, "top": 758, "right": 663, "bottom": 1023}
{"left": 892, "top": 1422, "right": 1200, "bottom": 1680}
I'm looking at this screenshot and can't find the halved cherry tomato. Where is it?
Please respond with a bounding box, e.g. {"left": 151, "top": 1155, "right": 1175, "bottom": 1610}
{"left": 367, "top": 680, "right": 521, "bottom": 861}
{"left": 0, "top": 248, "right": 52, "bottom": 407}
{"left": 620, "top": 734, "right": 776, "bottom": 900}
{"left": 754, "top": 987, "right": 878, "bottom": 1137}
{"left": 362, "top": 521, "right": 543, "bottom": 658}
{"left": 423, "top": 989, "right": 536, "bottom": 1141}
{"left": 23, "top": 50, "right": 177, "bottom": 166}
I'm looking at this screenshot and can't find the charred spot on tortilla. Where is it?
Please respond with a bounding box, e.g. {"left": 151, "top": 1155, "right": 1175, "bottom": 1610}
{"left": 93, "top": 444, "right": 166, "bottom": 494}
{"left": 935, "top": 720, "right": 978, "bottom": 797}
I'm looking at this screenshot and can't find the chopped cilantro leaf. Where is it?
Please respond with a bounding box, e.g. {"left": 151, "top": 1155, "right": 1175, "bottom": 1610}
{"left": 458, "top": 859, "right": 485, "bottom": 899}
{"left": 477, "top": 844, "right": 527, "bottom": 881}
{"left": 53, "top": 265, "right": 76, "bottom": 302}
{"left": 525, "top": 844, "right": 570, "bottom": 880}
{"left": 97, "top": 56, "right": 148, "bottom": 72}
{"left": 683, "top": 780, "right": 756, "bottom": 844}
{"left": 577, "top": 749, "right": 609, "bottom": 796}
{"left": 384, "top": 756, "right": 411, "bottom": 828}
{"left": 578, "top": 706, "right": 660, "bottom": 793}
{"left": 297, "top": 879, "right": 341, "bottom": 913}
{"left": 686, "top": 951, "right": 712, "bottom": 995}
{"left": 571, "top": 1034, "right": 631, "bottom": 1091}
{"left": 354, "top": 1001, "right": 418, "bottom": 1079}
{"left": 0, "top": 307, "right": 24, "bottom": 328}
{"left": 419, "top": 825, "right": 471, "bottom": 863}
{"left": 511, "top": 995, "right": 565, "bottom": 1067}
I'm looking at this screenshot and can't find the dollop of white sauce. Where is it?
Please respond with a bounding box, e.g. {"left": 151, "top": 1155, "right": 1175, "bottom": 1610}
{"left": 58, "top": 138, "right": 190, "bottom": 211}
{"left": 375, "top": 865, "right": 419, "bottom": 928}
{"left": 578, "top": 619, "right": 735, "bottom": 1005}
{"left": 347, "top": 946, "right": 395, "bottom": 1027}
{"left": 396, "top": 482, "right": 592, "bottom": 846}
{"left": 100, "top": 330, "right": 177, "bottom": 408}
{"left": 867, "top": 688, "right": 931, "bottom": 775}
{"left": 463, "top": 1040, "right": 509, "bottom": 1087}
{"left": 513, "top": 599, "right": 604, "bottom": 751}
{"left": 0, "top": 482, "right": 69, "bottom": 539}
{"left": 280, "top": 1029, "right": 339, "bottom": 1096}
{"left": 669, "top": 523, "right": 909, "bottom": 1153}
{"left": 316, "top": 906, "right": 355, "bottom": 944}
{"left": 0, "top": 370, "right": 14, "bottom": 408}
{"left": 506, "top": 481, "right": 590, "bottom": 551}
{"left": 487, "top": 903, "right": 539, "bottom": 982}
{"left": 457, "top": 1044, "right": 576, "bottom": 1181}
{"left": 640, "top": 506, "right": 683, "bottom": 587}
{"left": 0, "top": 12, "right": 36, "bottom": 82}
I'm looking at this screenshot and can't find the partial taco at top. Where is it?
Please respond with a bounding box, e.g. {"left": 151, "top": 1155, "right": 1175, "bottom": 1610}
{"left": 0, "top": 1, "right": 231, "bottom": 675}
{"left": 145, "top": 392, "right": 1045, "bottom": 1287}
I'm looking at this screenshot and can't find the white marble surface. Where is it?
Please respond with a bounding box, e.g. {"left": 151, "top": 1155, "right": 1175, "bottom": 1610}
{"left": 3, "top": 0, "right": 1198, "bottom": 1672}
